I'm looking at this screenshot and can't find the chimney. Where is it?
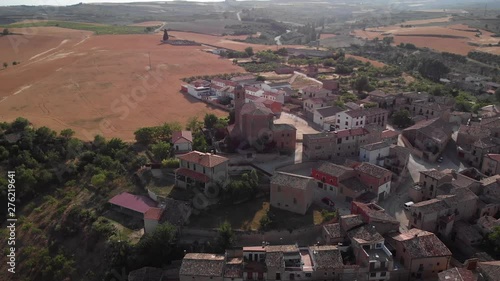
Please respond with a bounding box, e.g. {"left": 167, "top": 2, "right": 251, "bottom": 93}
{"left": 464, "top": 258, "right": 479, "bottom": 271}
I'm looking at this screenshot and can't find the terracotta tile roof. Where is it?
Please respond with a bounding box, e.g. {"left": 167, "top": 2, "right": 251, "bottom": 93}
{"left": 240, "top": 101, "right": 274, "bottom": 116}
{"left": 212, "top": 78, "right": 237, "bottom": 87}
{"left": 420, "top": 169, "right": 449, "bottom": 180}
{"left": 340, "top": 177, "right": 367, "bottom": 193}
{"left": 180, "top": 253, "right": 225, "bottom": 277}
{"left": 411, "top": 198, "right": 449, "bottom": 214}
{"left": 266, "top": 245, "right": 299, "bottom": 253}
{"left": 175, "top": 168, "right": 210, "bottom": 183}
{"left": 368, "top": 89, "right": 389, "bottom": 98}
{"left": 315, "top": 106, "right": 344, "bottom": 117}
{"left": 355, "top": 162, "right": 391, "bottom": 179}
{"left": 381, "top": 130, "right": 399, "bottom": 139}
{"left": 478, "top": 261, "right": 500, "bottom": 280}
{"left": 353, "top": 202, "right": 398, "bottom": 224}
{"left": 315, "top": 162, "right": 353, "bottom": 177}
{"left": 245, "top": 86, "right": 260, "bottom": 92}
{"left": 323, "top": 223, "right": 342, "bottom": 240}
{"left": 477, "top": 216, "right": 500, "bottom": 232}
{"left": 245, "top": 93, "right": 260, "bottom": 101}
{"left": 108, "top": 192, "right": 157, "bottom": 214}
{"left": 177, "top": 151, "right": 229, "bottom": 168}
{"left": 309, "top": 246, "right": 343, "bottom": 270}
{"left": 392, "top": 228, "right": 452, "bottom": 258}
{"left": 347, "top": 224, "right": 384, "bottom": 245}
{"left": 345, "top": 102, "right": 361, "bottom": 110}
{"left": 265, "top": 252, "right": 284, "bottom": 268}
{"left": 438, "top": 267, "right": 476, "bottom": 281}
{"left": 473, "top": 138, "right": 498, "bottom": 149}
{"left": 172, "top": 130, "right": 193, "bottom": 144}
{"left": 480, "top": 117, "right": 500, "bottom": 129}
{"left": 128, "top": 267, "right": 164, "bottom": 281}
{"left": 486, "top": 154, "right": 500, "bottom": 162}
{"left": 361, "top": 141, "right": 391, "bottom": 151}
{"left": 340, "top": 214, "right": 364, "bottom": 232}
{"left": 144, "top": 207, "right": 164, "bottom": 221}
{"left": 335, "top": 128, "right": 369, "bottom": 138}
{"left": 454, "top": 221, "right": 483, "bottom": 242}
{"left": 271, "top": 172, "right": 314, "bottom": 190}
{"left": 272, "top": 123, "right": 296, "bottom": 131}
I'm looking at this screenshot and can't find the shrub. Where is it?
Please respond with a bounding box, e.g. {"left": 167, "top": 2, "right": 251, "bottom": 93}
{"left": 161, "top": 158, "right": 180, "bottom": 168}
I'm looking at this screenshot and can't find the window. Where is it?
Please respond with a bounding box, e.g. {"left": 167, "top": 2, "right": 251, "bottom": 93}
{"left": 293, "top": 198, "right": 297, "bottom": 204}
{"left": 370, "top": 273, "right": 376, "bottom": 277}
{"left": 345, "top": 137, "right": 349, "bottom": 140}
{"left": 203, "top": 167, "right": 206, "bottom": 174}
{"left": 345, "top": 121, "right": 348, "bottom": 126}
{"left": 187, "top": 163, "right": 190, "bottom": 169}
{"left": 381, "top": 272, "right": 387, "bottom": 277}
{"left": 437, "top": 262, "right": 440, "bottom": 266}
{"left": 193, "top": 164, "right": 196, "bottom": 171}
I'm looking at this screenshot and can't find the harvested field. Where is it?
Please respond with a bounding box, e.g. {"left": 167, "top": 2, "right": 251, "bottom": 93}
{"left": 353, "top": 23, "right": 499, "bottom": 55}
{"left": 129, "top": 21, "right": 164, "bottom": 27}
{"left": 0, "top": 27, "right": 245, "bottom": 141}
{"left": 401, "top": 16, "right": 451, "bottom": 26}
{"left": 171, "top": 31, "right": 302, "bottom": 52}
{"left": 346, "top": 54, "right": 386, "bottom": 68}
{"left": 319, "top": 33, "right": 336, "bottom": 39}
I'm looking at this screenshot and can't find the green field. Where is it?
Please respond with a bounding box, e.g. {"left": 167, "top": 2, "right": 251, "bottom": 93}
{"left": 2, "top": 20, "right": 154, "bottom": 35}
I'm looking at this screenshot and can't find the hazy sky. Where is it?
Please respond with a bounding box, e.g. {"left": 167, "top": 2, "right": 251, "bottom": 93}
{"left": 0, "top": 0, "right": 227, "bottom": 6}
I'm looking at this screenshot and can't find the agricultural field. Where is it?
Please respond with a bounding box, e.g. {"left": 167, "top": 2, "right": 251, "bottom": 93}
{"left": 1, "top": 20, "right": 151, "bottom": 35}
{"left": 0, "top": 27, "right": 244, "bottom": 141}
{"left": 353, "top": 22, "right": 500, "bottom": 55}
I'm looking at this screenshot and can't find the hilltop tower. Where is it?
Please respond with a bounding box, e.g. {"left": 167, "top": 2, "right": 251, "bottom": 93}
{"left": 234, "top": 85, "right": 245, "bottom": 131}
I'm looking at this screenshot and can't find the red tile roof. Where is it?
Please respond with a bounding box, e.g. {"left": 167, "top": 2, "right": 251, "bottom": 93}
{"left": 335, "top": 128, "right": 369, "bottom": 138}
{"left": 108, "top": 192, "right": 157, "bottom": 214}
{"left": 486, "top": 154, "right": 500, "bottom": 162}
{"left": 177, "top": 151, "right": 229, "bottom": 168}
{"left": 175, "top": 168, "right": 210, "bottom": 183}
{"left": 172, "top": 130, "right": 193, "bottom": 144}
{"left": 381, "top": 130, "right": 399, "bottom": 139}
{"left": 392, "top": 229, "right": 452, "bottom": 258}
{"left": 245, "top": 86, "right": 260, "bottom": 92}
{"left": 144, "top": 207, "right": 164, "bottom": 221}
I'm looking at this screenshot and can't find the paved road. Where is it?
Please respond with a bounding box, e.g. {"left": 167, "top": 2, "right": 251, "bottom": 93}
{"left": 236, "top": 11, "right": 242, "bottom": 21}
{"left": 379, "top": 178, "right": 413, "bottom": 232}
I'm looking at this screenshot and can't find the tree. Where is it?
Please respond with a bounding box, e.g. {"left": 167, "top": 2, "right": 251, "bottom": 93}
{"left": 244, "top": 47, "right": 254, "bottom": 57}
{"left": 352, "top": 76, "right": 370, "bottom": 93}
{"left": 417, "top": 58, "right": 449, "bottom": 82}
{"left": 392, "top": 109, "right": 414, "bottom": 128}
{"left": 382, "top": 36, "right": 394, "bottom": 45}
{"left": 192, "top": 132, "right": 208, "bottom": 152}
{"left": 204, "top": 113, "right": 219, "bottom": 129}
{"left": 91, "top": 173, "right": 107, "bottom": 187}
{"left": 232, "top": 59, "right": 238, "bottom": 65}
{"left": 151, "top": 141, "right": 171, "bottom": 161}
{"left": 216, "top": 221, "right": 235, "bottom": 253}
{"left": 136, "top": 223, "right": 177, "bottom": 267}
{"left": 11, "top": 117, "right": 30, "bottom": 131}
{"left": 134, "top": 127, "right": 155, "bottom": 144}
{"left": 2, "top": 28, "right": 9, "bottom": 35}
{"left": 256, "top": 75, "right": 265, "bottom": 81}
{"left": 185, "top": 117, "right": 201, "bottom": 132}
{"left": 60, "top": 128, "right": 75, "bottom": 139}
{"left": 3, "top": 62, "right": 7, "bottom": 68}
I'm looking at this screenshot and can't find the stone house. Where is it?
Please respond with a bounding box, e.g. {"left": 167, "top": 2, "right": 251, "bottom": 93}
{"left": 270, "top": 172, "right": 315, "bottom": 215}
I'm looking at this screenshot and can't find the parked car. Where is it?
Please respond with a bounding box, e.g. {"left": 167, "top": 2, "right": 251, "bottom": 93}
{"left": 437, "top": 156, "right": 444, "bottom": 163}
{"left": 404, "top": 201, "right": 414, "bottom": 210}
{"left": 321, "top": 197, "right": 335, "bottom": 207}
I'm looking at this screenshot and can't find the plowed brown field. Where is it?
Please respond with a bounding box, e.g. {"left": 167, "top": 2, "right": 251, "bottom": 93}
{"left": 0, "top": 27, "right": 245, "bottom": 141}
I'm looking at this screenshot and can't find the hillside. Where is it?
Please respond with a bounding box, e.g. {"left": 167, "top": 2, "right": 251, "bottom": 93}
{"left": 0, "top": 118, "right": 183, "bottom": 281}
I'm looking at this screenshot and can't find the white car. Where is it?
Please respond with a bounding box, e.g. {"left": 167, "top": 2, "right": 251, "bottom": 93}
{"left": 404, "top": 201, "right": 414, "bottom": 210}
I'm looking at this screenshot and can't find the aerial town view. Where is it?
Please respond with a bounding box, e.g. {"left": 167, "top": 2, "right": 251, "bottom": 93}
{"left": 1, "top": 0, "right": 500, "bottom": 280}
